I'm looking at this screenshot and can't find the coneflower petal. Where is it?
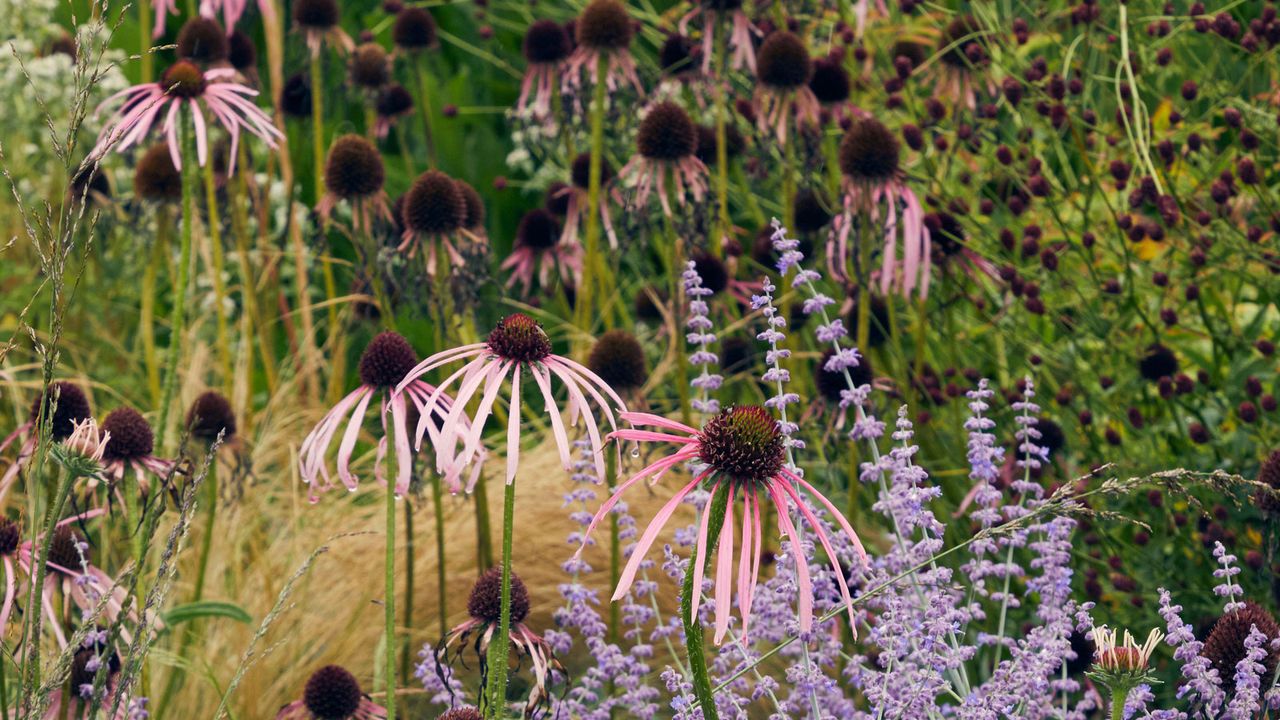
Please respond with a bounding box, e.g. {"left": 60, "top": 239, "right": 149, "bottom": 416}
{"left": 713, "top": 486, "right": 735, "bottom": 645}
{"left": 612, "top": 472, "right": 706, "bottom": 602}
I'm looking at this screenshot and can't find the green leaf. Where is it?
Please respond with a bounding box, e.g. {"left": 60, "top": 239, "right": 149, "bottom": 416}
{"left": 161, "top": 601, "right": 252, "bottom": 628}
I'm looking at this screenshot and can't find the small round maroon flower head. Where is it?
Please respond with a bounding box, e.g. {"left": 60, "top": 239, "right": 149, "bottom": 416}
{"left": 839, "top": 118, "right": 900, "bottom": 183}
{"left": 698, "top": 406, "right": 786, "bottom": 483}
{"left": 46, "top": 525, "right": 85, "bottom": 573}
{"left": 524, "top": 19, "right": 571, "bottom": 64}
{"left": 134, "top": 144, "right": 183, "bottom": 202}
{"left": 186, "top": 391, "right": 237, "bottom": 443}
{"left": 293, "top": 0, "right": 340, "bottom": 31}
{"left": 637, "top": 101, "right": 697, "bottom": 161}
{"left": 303, "top": 665, "right": 363, "bottom": 720}
{"left": 375, "top": 82, "right": 413, "bottom": 118}
{"left": 1201, "top": 602, "right": 1280, "bottom": 692}
{"left": 29, "top": 381, "right": 92, "bottom": 441}
{"left": 358, "top": 332, "right": 418, "bottom": 389}
{"left": 575, "top": 0, "right": 633, "bottom": 51}
{"left": 660, "top": 33, "right": 697, "bottom": 76}
{"left": 101, "top": 407, "right": 154, "bottom": 463}
{"left": 939, "top": 15, "right": 986, "bottom": 68}
{"left": 325, "top": 135, "right": 384, "bottom": 200}
{"left": 815, "top": 349, "right": 871, "bottom": 402}
{"left": 454, "top": 180, "right": 485, "bottom": 232}
{"left": 1255, "top": 450, "right": 1280, "bottom": 514}
{"left": 587, "top": 330, "right": 648, "bottom": 392}
{"left": 809, "top": 57, "right": 851, "bottom": 105}
{"left": 793, "top": 189, "right": 833, "bottom": 234}
{"left": 161, "top": 60, "right": 208, "bottom": 99}
{"left": 468, "top": 566, "right": 530, "bottom": 624}
{"left": 393, "top": 7, "right": 437, "bottom": 51}
{"left": 176, "top": 17, "right": 229, "bottom": 64}
{"left": 403, "top": 170, "right": 465, "bottom": 235}
{"left": 487, "top": 313, "right": 552, "bottom": 363}
{"left": 891, "top": 40, "right": 928, "bottom": 70}
{"left": 281, "top": 73, "right": 312, "bottom": 118}
{"left": 348, "top": 43, "right": 390, "bottom": 89}
{"left": 439, "top": 708, "right": 483, "bottom": 720}
{"left": 516, "top": 208, "right": 561, "bottom": 251}
{"left": 1032, "top": 417, "right": 1065, "bottom": 456}
{"left": 691, "top": 252, "right": 729, "bottom": 295}
{"left": 0, "top": 518, "right": 21, "bottom": 556}
{"left": 571, "top": 151, "right": 614, "bottom": 189}
{"left": 227, "top": 30, "right": 257, "bottom": 71}
{"left": 757, "top": 31, "right": 812, "bottom": 91}
{"left": 1137, "top": 343, "right": 1178, "bottom": 381}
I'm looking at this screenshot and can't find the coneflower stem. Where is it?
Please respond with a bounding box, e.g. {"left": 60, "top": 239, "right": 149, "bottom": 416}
{"left": 432, "top": 474, "right": 447, "bottom": 637}
{"left": 139, "top": 0, "right": 152, "bottom": 82}
{"left": 385, "top": 486, "right": 398, "bottom": 720}
{"left": 1108, "top": 688, "right": 1127, "bottom": 720}
{"left": 576, "top": 53, "right": 609, "bottom": 352}
{"left": 681, "top": 482, "right": 729, "bottom": 720}
{"left": 202, "top": 158, "right": 234, "bottom": 387}
{"left": 402, "top": 497, "right": 415, "bottom": 687}
{"left": 192, "top": 462, "right": 218, "bottom": 602}
{"left": 485, "top": 476, "right": 516, "bottom": 718}
{"left": 408, "top": 55, "right": 438, "bottom": 168}
{"left": 712, "top": 19, "right": 730, "bottom": 260}
{"left": 230, "top": 148, "right": 279, "bottom": 393}
{"left": 140, "top": 209, "right": 167, "bottom": 405}
{"left": 309, "top": 51, "right": 343, "bottom": 403}
{"left": 473, "top": 469, "right": 493, "bottom": 572}
{"left": 158, "top": 119, "right": 198, "bottom": 448}
{"left": 607, "top": 450, "right": 620, "bottom": 644}
{"left": 663, "top": 208, "right": 692, "bottom": 426}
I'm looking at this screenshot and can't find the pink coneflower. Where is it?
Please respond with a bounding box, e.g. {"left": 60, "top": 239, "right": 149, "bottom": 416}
{"left": 152, "top": 0, "right": 180, "bottom": 39}
{"left": 396, "top": 170, "right": 479, "bottom": 276}
{"left": 1, "top": 382, "right": 93, "bottom": 503}
{"left": 556, "top": 152, "right": 621, "bottom": 249}
{"left": 12, "top": 516, "right": 149, "bottom": 647}
{"left": 395, "top": 313, "right": 626, "bottom": 490}
{"left": 924, "top": 211, "right": 998, "bottom": 283}
{"left": 619, "top": 101, "right": 707, "bottom": 217}
{"left": 678, "top": 0, "right": 758, "bottom": 75}
{"left": 317, "top": 134, "right": 391, "bottom": 235}
{"left": 753, "top": 31, "right": 819, "bottom": 144}
{"left": 928, "top": 15, "right": 995, "bottom": 111}
{"left": 275, "top": 665, "right": 387, "bottom": 719}
{"left": 200, "top": 0, "right": 257, "bottom": 34}
{"left": 40, "top": 642, "right": 131, "bottom": 720}
{"left": 518, "top": 19, "right": 572, "bottom": 116}
{"left": 90, "top": 60, "right": 282, "bottom": 172}
{"left": 577, "top": 407, "right": 867, "bottom": 642}
{"left": 563, "top": 0, "right": 641, "bottom": 95}
{"left": 501, "top": 208, "right": 582, "bottom": 296}
{"left": 373, "top": 83, "right": 414, "bottom": 139}
{"left": 300, "top": 331, "right": 469, "bottom": 500}
{"left": 435, "top": 567, "right": 563, "bottom": 716}
{"left": 96, "top": 407, "right": 175, "bottom": 505}
{"left": 291, "top": 0, "right": 353, "bottom": 55}
{"left": 829, "top": 117, "right": 932, "bottom": 298}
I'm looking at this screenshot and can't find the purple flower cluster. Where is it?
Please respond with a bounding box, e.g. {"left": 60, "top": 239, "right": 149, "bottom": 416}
{"left": 683, "top": 261, "right": 723, "bottom": 415}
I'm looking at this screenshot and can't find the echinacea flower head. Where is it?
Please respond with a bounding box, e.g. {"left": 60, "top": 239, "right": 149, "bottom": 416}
{"left": 501, "top": 208, "right": 581, "bottom": 295}
{"left": 373, "top": 83, "right": 413, "bottom": 138}
{"left": 318, "top": 134, "right": 390, "bottom": 234}
{"left": 392, "top": 7, "right": 437, "bottom": 52}
{"left": 1201, "top": 601, "right": 1280, "bottom": 692}
{"left": 556, "top": 152, "right": 622, "bottom": 249}
{"left": 518, "top": 19, "right": 572, "bottom": 116}
{"left": 275, "top": 665, "right": 387, "bottom": 719}
{"left": 91, "top": 60, "right": 282, "bottom": 173}
{"left": 579, "top": 406, "right": 868, "bottom": 643}
{"left": 437, "top": 708, "right": 482, "bottom": 720}
{"left": 292, "top": 0, "right": 353, "bottom": 55}
{"left": 1, "top": 381, "right": 93, "bottom": 504}
{"left": 1087, "top": 626, "right": 1164, "bottom": 692}
{"left": 396, "top": 313, "right": 627, "bottom": 491}
{"left": 619, "top": 101, "right": 707, "bottom": 216}
{"left": 186, "top": 390, "right": 237, "bottom": 444}
{"left": 435, "top": 568, "right": 563, "bottom": 716}
{"left": 300, "top": 331, "right": 465, "bottom": 499}
{"left": 98, "top": 407, "right": 175, "bottom": 500}
{"left": 133, "top": 144, "right": 183, "bottom": 203}
{"left": 348, "top": 42, "right": 390, "bottom": 91}
{"left": 753, "top": 31, "right": 819, "bottom": 144}
{"left": 587, "top": 330, "right": 648, "bottom": 395}
{"left": 565, "top": 0, "right": 641, "bottom": 93}
{"left": 678, "top": 0, "right": 757, "bottom": 75}
{"left": 930, "top": 14, "right": 995, "bottom": 110}
{"left": 53, "top": 418, "right": 110, "bottom": 479}
{"left": 830, "top": 117, "right": 932, "bottom": 298}
{"left": 397, "top": 170, "right": 478, "bottom": 275}
{"left": 176, "top": 17, "right": 229, "bottom": 65}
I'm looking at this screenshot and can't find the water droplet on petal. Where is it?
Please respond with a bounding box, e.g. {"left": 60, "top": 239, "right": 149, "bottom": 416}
{"left": 630, "top": 446, "right": 641, "bottom": 458}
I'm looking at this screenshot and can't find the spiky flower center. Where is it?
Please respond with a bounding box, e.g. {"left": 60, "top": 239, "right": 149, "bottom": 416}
{"left": 636, "top": 102, "right": 696, "bottom": 161}
{"left": 402, "top": 170, "right": 465, "bottom": 235}
{"left": 486, "top": 313, "right": 552, "bottom": 363}
{"left": 840, "top": 119, "right": 900, "bottom": 183}
{"left": 325, "top": 134, "right": 384, "bottom": 199}
{"left": 187, "top": 391, "right": 237, "bottom": 442}
{"left": 697, "top": 407, "right": 785, "bottom": 483}
{"left": 358, "top": 331, "right": 418, "bottom": 388}
{"left": 756, "top": 31, "right": 812, "bottom": 90}
{"left": 101, "top": 407, "right": 154, "bottom": 462}
{"left": 524, "top": 19, "right": 571, "bottom": 64}
{"left": 303, "top": 665, "right": 362, "bottom": 719}
{"left": 29, "top": 382, "right": 92, "bottom": 442}
{"left": 0, "top": 519, "right": 21, "bottom": 556}
{"left": 587, "top": 330, "right": 648, "bottom": 391}
{"left": 46, "top": 526, "right": 84, "bottom": 573}
{"left": 161, "top": 60, "right": 207, "bottom": 98}
{"left": 468, "top": 566, "right": 531, "bottom": 624}
{"left": 576, "top": 0, "right": 633, "bottom": 51}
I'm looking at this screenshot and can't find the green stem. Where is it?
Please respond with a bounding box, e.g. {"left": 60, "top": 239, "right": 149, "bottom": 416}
{"left": 140, "top": 209, "right": 167, "bottom": 405}
{"left": 432, "top": 474, "right": 447, "bottom": 637}
{"left": 309, "top": 51, "right": 342, "bottom": 403}
{"left": 230, "top": 152, "right": 279, "bottom": 393}
{"left": 607, "top": 450, "right": 620, "bottom": 643}
{"left": 485, "top": 477, "right": 516, "bottom": 718}
{"left": 1109, "top": 688, "right": 1127, "bottom": 720}
{"left": 681, "top": 482, "right": 728, "bottom": 720}
{"left": 193, "top": 461, "right": 218, "bottom": 601}
{"left": 385, "top": 486, "right": 398, "bottom": 720}
{"left": 711, "top": 18, "right": 729, "bottom": 260}
{"left": 22, "top": 466, "right": 76, "bottom": 700}
{"left": 401, "top": 498, "right": 415, "bottom": 688}
{"left": 409, "top": 55, "right": 438, "bottom": 168}
{"left": 576, "top": 53, "right": 609, "bottom": 350}
{"left": 663, "top": 210, "right": 691, "bottom": 425}
{"left": 139, "top": 0, "right": 152, "bottom": 82}
{"left": 473, "top": 469, "right": 493, "bottom": 572}
{"left": 158, "top": 119, "right": 198, "bottom": 449}
{"left": 202, "top": 158, "right": 234, "bottom": 385}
